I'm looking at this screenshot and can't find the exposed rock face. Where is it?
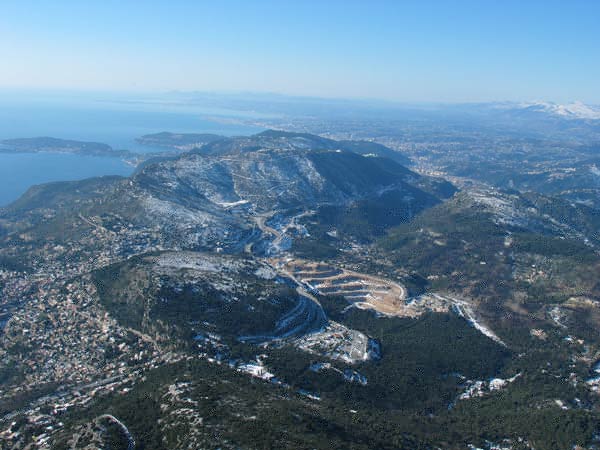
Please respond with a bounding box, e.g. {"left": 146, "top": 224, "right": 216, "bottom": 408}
{"left": 134, "top": 131, "right": 448, "bottom": 213}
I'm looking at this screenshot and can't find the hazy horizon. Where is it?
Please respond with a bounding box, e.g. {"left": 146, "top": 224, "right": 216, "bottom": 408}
{"left": 1, "top": 86, "right": 598, "bottom": 110}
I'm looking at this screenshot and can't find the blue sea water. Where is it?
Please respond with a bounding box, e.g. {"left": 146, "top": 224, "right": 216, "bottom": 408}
{"left": 0, "top": 92, "right": 264, "bottom": 206}
{"left": 0, "top": 153, "right": 134, "bottom": 206}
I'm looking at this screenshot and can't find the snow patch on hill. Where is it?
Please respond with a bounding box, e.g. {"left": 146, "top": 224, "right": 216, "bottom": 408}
{"left": 521, "top": 101, "right": 600, "bottom": 120}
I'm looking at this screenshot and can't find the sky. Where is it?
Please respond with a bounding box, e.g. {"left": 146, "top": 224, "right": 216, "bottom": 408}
{"left": 1, "top": 0, "right": 599, "bottom": 103}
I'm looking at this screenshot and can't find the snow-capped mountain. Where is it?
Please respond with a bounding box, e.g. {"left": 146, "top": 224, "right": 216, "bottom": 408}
{"left": 519, "top": 101, "right": 600, "bottom": 120}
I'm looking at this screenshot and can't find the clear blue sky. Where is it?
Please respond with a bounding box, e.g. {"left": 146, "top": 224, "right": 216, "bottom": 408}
{"left": 1, "top": 0, "right": 599, "bottom": 103}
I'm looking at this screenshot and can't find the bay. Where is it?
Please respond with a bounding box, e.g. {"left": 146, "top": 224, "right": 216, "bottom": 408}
{"left": 0, "top": 153, "right": 133, "bottom": 206}
{"left": 0, "top": 92, "right": 265, "bottom": 206}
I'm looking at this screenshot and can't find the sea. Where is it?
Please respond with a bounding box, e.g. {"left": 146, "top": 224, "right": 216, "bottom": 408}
{"left": 0, "top": 91, "right": 265, "bottom": 206}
